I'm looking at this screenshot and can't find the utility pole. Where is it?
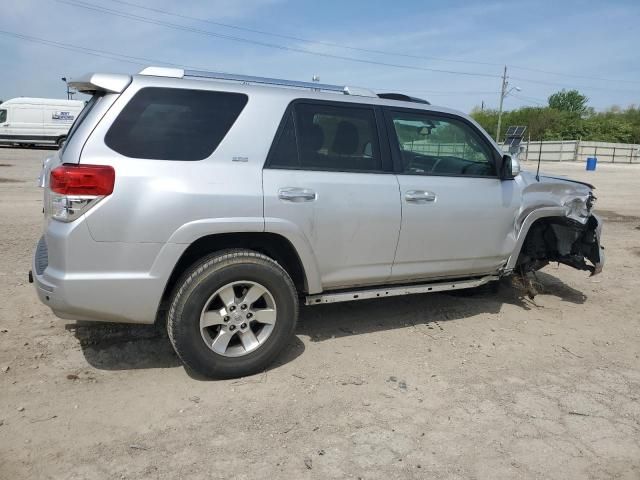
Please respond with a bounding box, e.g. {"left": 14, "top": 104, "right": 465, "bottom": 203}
{"left": 496, "top": 65, "right": 508, "bottom": 143}
{"left": 495, "top": 65, "right": 521, "bottom": 144}
{"left": 61, "top": 77, "right": 74, "bottom": 100}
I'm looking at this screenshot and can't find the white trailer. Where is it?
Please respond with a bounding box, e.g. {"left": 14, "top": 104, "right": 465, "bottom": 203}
{"left": 0, "top": 97, "right": 85, "bottom": 148}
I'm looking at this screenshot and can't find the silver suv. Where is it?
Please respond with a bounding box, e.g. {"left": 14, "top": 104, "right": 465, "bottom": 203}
{"left": 31, "top": 67, "right": 604, "bottom": 378}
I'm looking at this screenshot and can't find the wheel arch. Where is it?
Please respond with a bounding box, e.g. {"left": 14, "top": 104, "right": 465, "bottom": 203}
{"left": 504, "top": 207, "right": 567, "bottom": 272}
{"left": 159, "top": 232, "right": 312, "bottom": 312}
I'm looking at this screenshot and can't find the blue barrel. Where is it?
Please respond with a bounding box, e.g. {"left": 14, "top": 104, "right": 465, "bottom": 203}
{"left": 586, "top": 157, "right": 597, "bottom": 171}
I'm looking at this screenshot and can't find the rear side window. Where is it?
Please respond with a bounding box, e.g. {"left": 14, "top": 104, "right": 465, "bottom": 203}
{"left": 0, "top": 109, "right": 6, "bottom": 123}
{"left": 61, "top": 95, "right": 99, "bottom": 155}
{"left": 268, "top": 102, "right": 382, "bottom": 172}
{"left": 105, "top": 87, "right": 248, "bottom": 160}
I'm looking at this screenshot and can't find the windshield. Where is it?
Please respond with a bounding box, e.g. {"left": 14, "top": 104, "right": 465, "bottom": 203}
{"left": 0, "top": 109, "right": 6, "bottom": 124}
{"left": 61, "top": 93, "right": 102, "bottom": 154}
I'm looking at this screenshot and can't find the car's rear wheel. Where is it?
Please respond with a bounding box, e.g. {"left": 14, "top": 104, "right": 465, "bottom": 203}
{"left": 167, "top": 250, "right": 298, "bottom": 378}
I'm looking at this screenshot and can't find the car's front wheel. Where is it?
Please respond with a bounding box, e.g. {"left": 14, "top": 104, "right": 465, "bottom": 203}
{"left": 167, "top": 250, "right": 298, "bottom": 378}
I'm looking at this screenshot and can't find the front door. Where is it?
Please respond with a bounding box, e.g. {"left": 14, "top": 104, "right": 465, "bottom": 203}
{"left": 385, "top": 108, "right": 521, "bottom": 281}
{"left": 0, "top": 107, "right": 10, "bottom": 140}
{"left": 263, "top": 101, "right": 401, "bottom": 290}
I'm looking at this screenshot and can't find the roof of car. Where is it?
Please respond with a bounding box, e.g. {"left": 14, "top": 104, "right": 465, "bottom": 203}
{"left": 130, "top": 67, "right": 465, "bottom": 116}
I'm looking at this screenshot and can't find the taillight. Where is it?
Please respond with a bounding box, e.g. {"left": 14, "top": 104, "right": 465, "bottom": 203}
{"left": 50, "top": 164, "right": 115, "bottom": 195}
{"left": 48, "top": 164, "right": 115, "bottom": 222}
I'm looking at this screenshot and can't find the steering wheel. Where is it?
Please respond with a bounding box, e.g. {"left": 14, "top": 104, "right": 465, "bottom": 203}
{"left": 461, "top": 162, "right": 473, "bottom": 174}
{"left": 430, "top": 158, "right": 442, "bottom": 173}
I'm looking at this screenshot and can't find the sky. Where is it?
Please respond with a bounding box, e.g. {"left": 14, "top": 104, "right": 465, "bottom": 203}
{"left": 0, "top": 0, "right": 638, "bottom": 113}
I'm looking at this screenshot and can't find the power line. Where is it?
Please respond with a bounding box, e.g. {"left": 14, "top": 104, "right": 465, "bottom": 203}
{"left": 58, "top": 0, "right": 640, "bottom": 94}
{"left": 0, "top": 30, "right": 205, "bottom": 69}
{"left": 510, "top": 75, "right": 638, "bottom": 93}
{"left": 510, "top": 93, "right": 545, "bottom": 106}
{"left": 102, "top": 0, "right": 640, "bottom": 86}
{"left": 509, "top": 65, "right": 640, "bottom": 85}
{"left": 0, "top": 29, "right": 496, "bottom": 101}
{"left": 103, "top": 0, "right": 504, "bottom": 69}
{"left": 55, "top": 0, "right": 502, "bottom": 80}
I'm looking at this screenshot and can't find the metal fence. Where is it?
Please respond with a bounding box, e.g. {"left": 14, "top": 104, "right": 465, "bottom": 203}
{"left": 402, "top": 141, "right": 473, "bottom": 158}
{"left": 510, "top": 140, "right": 640, "bottom": 163}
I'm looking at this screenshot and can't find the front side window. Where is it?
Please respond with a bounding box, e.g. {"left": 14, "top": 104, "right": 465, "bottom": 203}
{"left": 0, "top": 109, "right": 6, "bottom": 123}
{"left": 389, "top": 111, "right": 496, "bottom": 177}
{"left": 269, "top": 102, "right": 381, "bottom": 172}
{"left": 105, "top": 87, "right": 248, "bottom": 160}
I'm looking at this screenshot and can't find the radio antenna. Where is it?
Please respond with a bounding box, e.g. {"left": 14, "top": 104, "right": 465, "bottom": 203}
{"left": 535, "top": 141, "right": 542, "bottom": 182}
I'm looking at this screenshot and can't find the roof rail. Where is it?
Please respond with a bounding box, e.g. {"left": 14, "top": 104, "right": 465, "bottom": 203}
{"left": 137, "top": 66, "right": 377, "bottom": 97}
{"left": 377, "top": 93, "right": 431, "bottom": 105}
{"left": 184, "top": 70, "right": 376, "bottom": 97}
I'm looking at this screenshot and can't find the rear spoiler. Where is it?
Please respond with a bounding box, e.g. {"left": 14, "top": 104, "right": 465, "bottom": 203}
{"left": 68, "top": 73, "right": 132, "bottom": 94}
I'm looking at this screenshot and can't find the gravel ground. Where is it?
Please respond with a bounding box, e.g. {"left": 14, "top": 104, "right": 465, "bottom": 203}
{"left": 1, "top": 148, "right": 639, "bottom": 479}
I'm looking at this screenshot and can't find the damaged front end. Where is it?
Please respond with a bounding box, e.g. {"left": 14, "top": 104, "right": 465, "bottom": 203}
{"left": 515, "top": 191, "right": 604, "bottom": 276}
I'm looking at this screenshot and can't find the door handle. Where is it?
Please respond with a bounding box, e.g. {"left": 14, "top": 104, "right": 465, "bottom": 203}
{"left": 278, "top": 187, "right": 317, "bottom": 202}
{"left": 405, "top": 190, "right": 437, "bottom": 203}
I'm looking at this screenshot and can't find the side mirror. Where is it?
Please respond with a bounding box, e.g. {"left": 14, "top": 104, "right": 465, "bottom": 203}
{"left": 502, "top": 154, "right": 520, "bottom": 179}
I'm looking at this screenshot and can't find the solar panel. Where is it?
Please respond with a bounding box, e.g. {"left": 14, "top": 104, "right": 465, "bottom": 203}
{"left": 505, "top": 137, "right": 522, "bottom": 147}
{"left": 503, "top": 125, "right": 526, "bottom": 148}
{"left": 505, "top": 125, "right": 526, "bottom": 137}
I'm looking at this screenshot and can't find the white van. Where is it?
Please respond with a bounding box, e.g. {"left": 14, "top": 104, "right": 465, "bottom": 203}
{"left": 0, "top": 97, "right": 85, "bottom": 148}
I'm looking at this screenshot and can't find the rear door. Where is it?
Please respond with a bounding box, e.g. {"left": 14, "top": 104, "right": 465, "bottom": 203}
{"left": 263, "top": 100, "right": 401, "bottom": 290}
{"left": 385, "top": 108, "right": 521, "bottom": 281}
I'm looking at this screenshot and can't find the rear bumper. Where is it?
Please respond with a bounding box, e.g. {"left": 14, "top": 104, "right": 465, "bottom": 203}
{"left": 31, "top": 221, "right": 186, "bottom": 324}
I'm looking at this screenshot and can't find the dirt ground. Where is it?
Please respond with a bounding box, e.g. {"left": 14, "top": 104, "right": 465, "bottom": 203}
{"left": 1, "top": 147, "right": 639, "bottom": 480}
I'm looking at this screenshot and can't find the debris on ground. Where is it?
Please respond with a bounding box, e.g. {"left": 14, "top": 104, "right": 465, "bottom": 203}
{"left": 129, "top": 444, "right": 149, "bottom": 451}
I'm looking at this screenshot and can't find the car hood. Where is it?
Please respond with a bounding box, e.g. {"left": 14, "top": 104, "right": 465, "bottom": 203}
{"left": 537, "top": 174, "right": 594, "bottom": 190}
{"left": 516, "top": 170, "right": 595, "bottom": 227}
{"left": 519, "top": 170, "right": 593, "bottom": 193}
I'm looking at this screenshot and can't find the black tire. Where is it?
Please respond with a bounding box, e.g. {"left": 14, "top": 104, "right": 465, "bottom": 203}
{"left": 167, "top": 250, "right": 298, "bottom": 379}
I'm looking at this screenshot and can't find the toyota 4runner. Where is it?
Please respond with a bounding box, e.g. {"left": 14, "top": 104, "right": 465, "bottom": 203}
{"left": 31, "top": 67, "right": 604, "bottom": 378}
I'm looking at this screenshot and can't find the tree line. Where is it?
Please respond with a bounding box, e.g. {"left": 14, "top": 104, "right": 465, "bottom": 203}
{"left": 471, "top": 90, "right": 640, "bottom": 144}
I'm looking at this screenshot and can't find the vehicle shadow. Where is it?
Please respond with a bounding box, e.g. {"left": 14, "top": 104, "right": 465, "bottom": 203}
{"left": 297, "top": 271, "right": 587, "bottom": 343}
{"left": 67, "top": 321, "right": 305, "bottom": 374}
{"left": 69, "top": 271, "right": 584, "bottom": 372}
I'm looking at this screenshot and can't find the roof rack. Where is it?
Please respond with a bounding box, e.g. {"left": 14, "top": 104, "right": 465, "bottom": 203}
{"left": 137, "top": 67, "right": 376, "bottom": 97}
{"left": 377, "top": 93, "right": 431, "bottom": 105}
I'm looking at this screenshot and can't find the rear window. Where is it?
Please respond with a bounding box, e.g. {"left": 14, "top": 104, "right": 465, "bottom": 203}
{"left": 105, "top": 87, "right": 248, "bottom": 160}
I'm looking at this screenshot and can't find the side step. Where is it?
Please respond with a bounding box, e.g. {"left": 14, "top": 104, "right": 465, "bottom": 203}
{"left": 305, "top": 275, "right": 499, "bottom": 306}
